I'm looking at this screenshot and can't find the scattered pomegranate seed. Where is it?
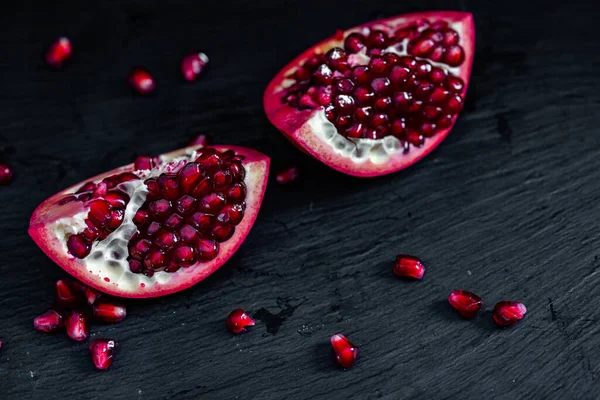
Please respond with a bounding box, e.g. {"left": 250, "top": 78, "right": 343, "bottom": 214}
{"left": 330, "top": 334, "right": 359, "bottom": 368}
{"left": 89, "top": 339, "right": 116, "bottom": 370}
{"left": 0, "top": 163, "right": 13, "bottom": 185}
{"left": 128, "top": 68, "right": 156, "bottom": 95}
{"left": 65, "top": 310, "right": 90, "bottom": 342}
{"left": 275, "top": 166, "right": 299, "bottom": 185}
{"left": 33, "top": 309, "right": 64, "bottom": 333}
{"left": 93, "top": 301, "right": 127, "bottom": 323}
{"left": 226, "top": 308, "right": 255, "bottom": 333}
{"left": 46, "top": 37, "right": 72, "bottom": 67}
{"left": 393, "top": 254, "right": 425, "bottom": 279}
{"left": 493, "top": 301, "right": 527, "bottom": 327}
{"left": 189, "top": 133, "right": 211, "bottom": 147}
{"left": 55, "top": 279, "right": 80, "bottom": 307}
{"left": 0, "top": 339, "right": 2, "bottom": 349}
{"left": 181, "top": 52, "right": 209, "bottom": 82}
{"left": 448, "top": 290, "right": 483, "bottom": 319}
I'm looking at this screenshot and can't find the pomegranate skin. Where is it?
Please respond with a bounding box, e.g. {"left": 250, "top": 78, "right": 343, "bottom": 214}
{"left": 28, "top": 145, "right": 270, "bottom": 299}
{"left": 263, "top": 11, "right": 475, "bottom": 177}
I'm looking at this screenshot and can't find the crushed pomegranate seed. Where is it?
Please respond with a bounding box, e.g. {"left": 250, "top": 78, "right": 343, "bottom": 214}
{"left": 330, "top": 334, "right": 359, "bottom": 368}
{"left": 55, "top": 279, "right": 80, "bottom": 307}
{"left": 226, "top": 308, "right": 255, "bottom": 333}
{"left": 181, "top": 52, "right": 209, "bottom": 82}
{"left": 275, "top": 166, "right": 299, "bottom": 185}
{"left": 393, "top": 254, "right": 425, "bottom": 279}
{"left": 65, "top": 310, "right": 90, "bottom": 342}
{"left": 46, "top": 37, "right": 72, "bottom": 67}
{"left": 448, "top": 290, "right": 483, "bottom": 319}
{"left": 281, "top": 19, "right": 466, "bottom": 145}
{"left": 89, "top": 339, "right": 115, "bottom": 370}
{"left": 493, "top": 301, "right": 527, "bottom": 326}
{"left": 0, "top": 163, "right": 13, "bottom": 185}
{"left": 33, "top": 309, "right": 64, "bottom": 333}
{"left": 128, "top": 68, "right": 156, "bottom": 95}
{"left": 189, "top": 133, "right": 211, "bottom": 147}
{"left": 93, "top": 301, "right": 127, "bottom": 323}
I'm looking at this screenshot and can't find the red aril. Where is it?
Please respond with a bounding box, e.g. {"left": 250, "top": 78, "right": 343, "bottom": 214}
{"left": 89, "top": 339, "right": 116, "bottom": 370}
{"left": 493, "top": 301, "right": 527, "bottom": 326}
{"left": 181, "top": 52, "right": 209, "bottom": 81}
{"left": 93, "top": 301, "right": 127, "bottom": 323}
{"left": 65, "top": 310, "right": 89, "bottom": 342}
{"left": 330, "top": 334, "right": 359, "bottom": 368}
{"left": 393, "top": 254, "right": 425, "bottom": 279}
{"left": 46, "top": 37, "right": 72, "bottom": 67}
{"left": 128, "top": 68, "right": 156, "bottom": 95}
{"left": 29, "top": 145, "right": 269, "bottom": 298}
{"left": 33, "top": 309, "right": 64, "bottom": 333}
{"left": 226, "top": 308, "right": 255, "bottom": 333}
{"left": 189, "top": 134, "right": 211, "bottom": 147}
{"left": 264, "top": 11, "right": 474, "bottom": 177}
{"left": 275, "top": 166, "right": 300, "bottom": 185}
{"left": 0, "top": 163, "right": 13, "bottom": 185}
{"left": 55, "top": 279, "right": 81, "bottom": 307}
{"left": 448, "top": 290, "right": 482, "bottom": 319}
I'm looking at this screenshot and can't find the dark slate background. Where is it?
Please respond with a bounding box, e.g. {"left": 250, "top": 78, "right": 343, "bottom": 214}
{"left": 1, "top": 0, "right": 599, "bottom": 398}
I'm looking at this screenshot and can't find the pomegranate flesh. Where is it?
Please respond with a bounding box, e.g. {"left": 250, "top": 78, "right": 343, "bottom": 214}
{"left": 226, "top": 308, "right": 255, "bottom": 333}
{"left": 330, "top": 333, "right": 359, "bottom": 368}
{"left": 493, "top": 301, "right": 527, "bottom": 326}
{"left": 29, "top": 145, "right": 269, "bottom": 298}
{"left": 264, "top": 11, "right": 474, "bottom": 177}
{"left": 89, "top": 339, "right": 116, "bottom": 370}
{"left": 448, "top": 290, "right": 482, "bottom": 319}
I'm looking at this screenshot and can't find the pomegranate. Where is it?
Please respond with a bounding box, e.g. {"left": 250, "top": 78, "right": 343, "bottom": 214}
{"left": 493, "top": 301, "right": 527, "bottom": 327}
{"left": 89, "top": 339, "right": 116, "bottom": 370}
{"left": 393, "top": 254, "right": 425, "bottom": 279}
{"left": 93, "top": 301, "right": 127, "bottom": 323}
{"left": 330, "top": 334, "right": 359, "bottom": 368}
{"left": 46, "top": 37, "right": 72, "bottom": 67}
{"left": 0, "top": 163, "right": 13, "bottom": 185}
{"left": 128, "top": 68, "right": 156, "bottom": 95}
{"left": 226, "top": 308, "right": 255, "bottom": 333}
{"left": 29, "top": 145, "right": 269, "bottom": 298}
{"left": 264, "top": 11, "right": 474, "bottom": 177}
{"left": 448, "top": 290, "right": 482, "bottom": 319}
{"left": 181, "top": 52, "right": 209, "bottom": 81}
{"left": 65, "top": 310, "right": 90, "bottom": 342}
{"left": 33, "top": 309, "right": 64, "bottom": 333}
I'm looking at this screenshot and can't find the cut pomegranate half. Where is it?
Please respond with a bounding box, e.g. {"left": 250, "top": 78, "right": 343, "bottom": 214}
{"left": 264, "top": 11, "right": 474, "bottom": 177}
{"left": 29, "top": 145, "right": 269, "bottom": 298}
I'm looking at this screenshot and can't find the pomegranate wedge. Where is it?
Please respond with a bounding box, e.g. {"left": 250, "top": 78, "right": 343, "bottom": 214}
{"left": 264, "top": 11, "right": 474, "bottom": 177}
{"left": 29, "top": 145, "right": 269, "bottom": 298}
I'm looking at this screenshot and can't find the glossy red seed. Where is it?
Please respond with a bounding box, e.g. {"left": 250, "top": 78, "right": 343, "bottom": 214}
{"left": 89, "top": 339, "right": 116, "bottom": 370}
{"left": 172, "top": 245, "right": 197, "bottom": 265}
{"left": 330, "top": 334, "right": 359, "bottom": 368}
{"left": 198, "top": 192, "right": 226, "bottom": 213}
{"left": 0, "top": 163, "right": 13, "bottom": 185}
{"left": 33, "top": 310, "right": 64, "bottom": 333}
{"left": 144, "top": 249, "right": 167, "bottom": 271}
{"left": 67, "top": 234, "right": 91, "bottom": 258}
{"left": 103, "top": 191, "right": 129, "bottom": 208}
{"left": 197, "top": 239, "right": 219, "bottom": 261}
{"left": 158, "top": 174, "right": 179, "bottom": 200}
{"left": 65, "top": 311, "right": 89, "bottom": 342}
{"left": 129, "top": 238, "right": 152, "bottom": 259}
{"left": 212, "top": 224, "right": 234, "bottom": 242}
{"left": 393, "top": 255, "right": 425, "bottom": 279}
{"left": 188, "top": 212, "right": 213, "bottom": 232}
{"left": 148, "top": 199, "right": 172, "bottom": 220}
{"left": 189, "top": 133, "right": 211, "bottom": 147}
{"left": 155, "top": 229, "right": 179, "bottom": 249}
{"left": 106, "top": 209, "right": 125, "bottom": 230}
{"left": 325, "top": 47, "right": 348, "bottom": 71}
{"left": 227, "top": 183, "right": 246, "bottom": 202}
{"left": 55, "top": 279, "right": 80, "bottom": 307}
{"left": 93, "top": 302, "right": 127, "bottom": 323}
{"left": 276, "top": 166, "right": 299, "bottom": 185}
{"left": 179, "top": 224, "right": 200, "bottom": 243}
{"left": 216, "top": 204, "right": 244, "bottom": 225}
{"left": 446, "top": 76, "right": 464, "bottom": 93}
{"left": 313, "top": 64, "right": 334, "bottom": 85}
{"left": 227, "top": 162, "right": 245, "bottom": 182}
{"left": 213, "top": 170, "right": 232, "bottom": 191}
{"left": 88, "top": 200, "right": 112, "bottom": 227}
{"left": 178, "top": 163, "right": 204, "bottom": 193}
{"left": 448, "top": 290, "right": 483, "bottom": 319}
{"left": 227, "top": 308, "right": 255, "bottom": 334}
{"left": 344, "top": 33, "right": 366, "bottom": 54}
{"left": 128, "top": 68, "right": 155, "bottom": 95}
{"left": 181, "top": 52, "right": 209, "bottom": 82}
{"left": 134, "top": 156, "right": 155, "bottom": 170}
{"left": 46, "top": 37, "right": 72, "bottom": 67}
{"left": 165, "top": 213, "right": 184, "bottom": 229}
{"left": 147, "top": 221, "right": 162, "bottom": 236}
{"left": 133, "top": 209, "right": 150, "bottom": 227}
{"left": 493, "top": 301, "right": 527, "bottom": 327}
{"left": 444, "top": 45, "right": 465, "bottom": 66}
{"left": 129, "top": 259, "right": 143, "bottom": 273}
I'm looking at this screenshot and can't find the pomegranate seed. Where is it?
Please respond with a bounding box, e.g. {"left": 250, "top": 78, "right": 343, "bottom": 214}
{"left": 89, "top": 339, "right": 116, "bottom": 370}
{"left": 330, "top": 334, "right": 359, "bottom": 368}
{"left": 83, "top": 287, "right": 101, "bottom": 305}
{"left": 134, "top": 155, "right": 156, "bottom": 170}
{"left": 393, "top": 255, "right": 425, "bottom": 279}
{"left": 212, "top": 224, "right": 234, "bottom": 242}
{"left": 65, "top": 310, "right": 89, "bottom": 342}
{"left": 448, "top": 290, "right": 483, "bottom": 319}
{"left": 493, "top": 301, "right": 527, "bottom": 327}
{"left": 172, "top": 245, "right": 197, "bottom": 265}
{"left": 0, "top": 163, "right": 14, "bottom": 185}
{"left": 104, "top": 190, "right": 130, "bottom": 209}
{"left": 344, "top": 33, "right": 366, "bottom": 53}
{"left": 33, "top": 310, "right": 64, "bottom": 333}
{"left": 444, "top": 45, "right": 465, "bottom": 66}
{"left": 227, "top": 308, "right": 255, "bottom": 334}
{"left": 128, "top": 68, "right": 155, "bottom": 95}
{"left": 67, "top": 234, "right": 91, "bottom": 258}
{"left": 55, "top": 279, "right": 80, "bottom": 307}
{"left": 197, "top": 239, "right": 219, "bottom": 261}
{"left": 181, "top": 52, "right": 209, "bottom": 82}
{"left": 93, "top": 302, "right": 127, "bottom": 323}
{"left": 275, "top": 166, "right": 299, "bottom": 185}
{"left": 46, "top": 37, "right": 72, "bottom": 67}
{"left": 189, "top": 133, "right": 211, "bottom": 147}
{"left": 88, "top": 200, "right": 112, "bottom": 227}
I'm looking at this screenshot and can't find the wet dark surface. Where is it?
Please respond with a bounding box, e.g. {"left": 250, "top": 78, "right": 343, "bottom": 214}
{"left": 1, "top": 0, "right": 600, "bottom": 398}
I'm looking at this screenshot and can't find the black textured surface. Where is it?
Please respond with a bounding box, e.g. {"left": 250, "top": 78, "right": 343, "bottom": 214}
{"left": 1, "top": 0, "right": 600, "bottom": 399}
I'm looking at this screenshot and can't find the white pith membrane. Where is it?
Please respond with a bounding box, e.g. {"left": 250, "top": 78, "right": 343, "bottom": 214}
{"left": 279, "top": 21, "right": 465, "bottom": 165}
{"left": 48, "top": 149, "right": 253, "bottom": 292}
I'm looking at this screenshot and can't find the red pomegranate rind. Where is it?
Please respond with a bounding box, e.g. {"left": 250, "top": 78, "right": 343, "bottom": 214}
{"left": 264, "top": 11, "right": 474, "bottom": 177}
{"left": 29, "top": 145, "right": 269, "bottom": 298}
{"left": 493, "top": 301, "right": 527, "bottom": 326}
